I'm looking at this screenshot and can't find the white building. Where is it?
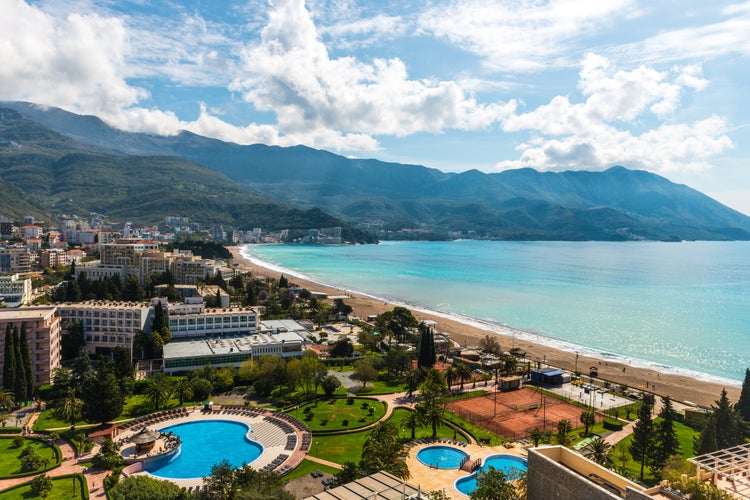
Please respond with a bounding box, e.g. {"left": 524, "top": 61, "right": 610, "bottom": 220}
{"left": 58, "top": 301, "right": 151, "bottom": 356}
{"left": 0, "top": 274, "right": 32, "bottom": 307}
{"left": 167, "top": 301, "right": 258, "bottom": 339}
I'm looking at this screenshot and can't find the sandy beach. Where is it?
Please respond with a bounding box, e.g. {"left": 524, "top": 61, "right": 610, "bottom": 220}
{"left": 228, "top": 245, "right": 739, "bottom": 407}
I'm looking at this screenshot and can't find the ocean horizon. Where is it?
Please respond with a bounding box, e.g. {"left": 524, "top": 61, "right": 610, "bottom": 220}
{"left": 241, "top": 240, "right": 749, "bottom": 386}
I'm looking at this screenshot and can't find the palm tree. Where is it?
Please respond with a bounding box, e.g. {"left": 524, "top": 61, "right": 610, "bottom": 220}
{"left": 419, "top": 401, "right": 444, "bottom": 438}
{"left": 401, "top": 408, "right": 427, "bottom": 440}
{"left": 501, "top": 353, "right": 517, "bottom": 376}
{"left": 173, "top": 378, "right": 194, "bottom": 406}
{"left": 455, "top": 364, "right": 472, "bottom": 390}
{"left": 527, "top": 427, "right": 544, "bottom": 447}
{"left": 362, "top": 422, "right": 409, "bottom": 479}
{"left": 555, "top": 419, "right": 572, "bottom": 446}
{"left": 57, "top": 387, "right": 82, "bottom": 429}
{"left": 0, "top": 390, "right": 15, "bottom": 412}
{"left": 144, "top": 376, "right": 172, "bottom": 411}
{"left": 584, "top": 438, "right": 612, "bottom": 466}
{"left": 445, "top": 367, "right": 457, "bottom": 390}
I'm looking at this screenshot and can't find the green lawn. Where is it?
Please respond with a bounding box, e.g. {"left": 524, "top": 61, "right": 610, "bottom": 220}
{"left": 441, "top": 410, "right": 505, "bottom": 446}
{"left": 387, "top": 408, "right": 470, "bottom": 442}
{"left": 291, "top": 398, "right": 386, "bottom": 432}
{"left": 33, "top": 394, "right": 193, "bottom": 431}
{"left": 0, "top": 474, "right": 87, "bottom": 499}
{"left": 306, "top": 432, "right": 368, "bottom": 465}
{"left": 610, "top": 420, "right": 699, "bottom": 485}
{"left": 0, "top": 437, "right": 59, "bottom": 477}
{"left": 283, "top": 459, "right": 340, "bottom": 482}
{"left": 353, "top": 379, "right": 406, "bottom": 395}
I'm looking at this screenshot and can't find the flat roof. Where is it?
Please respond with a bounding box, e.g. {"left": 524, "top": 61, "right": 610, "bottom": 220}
{"left": 163, "top": 330, "right": 306, "bottom": 360}
{"left": 303, "top": 471, "right": 427, "bottom": 499}
{"left": 0, "top": 306, "right": 57, "bottom": 320}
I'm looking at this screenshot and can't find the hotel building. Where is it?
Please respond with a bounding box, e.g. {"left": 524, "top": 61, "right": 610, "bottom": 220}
{"left": 0, "top": 307, "right": 62, "bottom": 386}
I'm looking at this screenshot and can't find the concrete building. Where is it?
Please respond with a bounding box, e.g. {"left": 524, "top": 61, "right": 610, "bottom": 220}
{"left": 0, "top": 247, "right": 32, "bottom": 273}
{"left": 162, "top": 324, "right": 307, "bottom": 373}
{"left": 167, "top": 302, "right": 258, "bottom": 339}
{"left": 75, "top": 261, "right": 128, "bottom": 282}
{"left": 0, "top": 306, "right": 62, "bottom": 386}
{"left": 40, "top": 249, "right": 71, "bottom": 269}
{"left": 58, "top": 301, "right": 151, "bottom": 356}
{"left": 0, "top": 274, "right": 32, "bottom": 307}
{"left": 528, "top": 446, "right": 650, "bottom": 500}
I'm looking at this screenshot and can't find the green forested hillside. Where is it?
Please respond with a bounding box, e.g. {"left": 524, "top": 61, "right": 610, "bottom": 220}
{"left": 0, "top": 108, "right": 375, "bottom": 242}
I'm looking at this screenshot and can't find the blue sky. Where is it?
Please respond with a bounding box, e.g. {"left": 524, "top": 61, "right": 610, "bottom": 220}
{"left": 2, "top": 0, "right": 749, "bottom": 214}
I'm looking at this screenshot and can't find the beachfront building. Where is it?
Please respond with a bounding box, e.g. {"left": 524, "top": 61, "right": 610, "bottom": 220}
{"left": 0, "top": 246, "right": 33, "bottom": 273}
{"left": 0, "top": 306, "right": 62, "bottom": 386}
{"left": 166, "top": 301, "right": 258, "bottom": 339}
{"left": 0, "top": 274, "right": 32, "bottom": 307}
{"left": 162, "top": 320, "right": 308, "bottom": 373}
{"left": 58, "top": 301, "right": 152, "bottom": 356}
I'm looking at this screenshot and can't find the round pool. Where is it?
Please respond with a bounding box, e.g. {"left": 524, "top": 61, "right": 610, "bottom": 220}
{"left": 416, "top": 445, "right": 468, "bottom": 469}
{"left": 145, "top": 420, "right": 263, "bottom": 479}
{"left": 455, "top": 454, "right": 527, "bottom": 496}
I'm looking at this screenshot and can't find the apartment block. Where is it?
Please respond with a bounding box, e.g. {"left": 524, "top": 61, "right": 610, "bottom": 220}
{"left": 58, "top": 301, "right": 151, "bottom": 356}
{"left": 0, "top": 274, "right": 32, "bottom": 307}
{"left": 0, "top": 247, "right": 32, "bottom": 273}
{"left": 0, "top": 307, "right": 62, "bottom": 386}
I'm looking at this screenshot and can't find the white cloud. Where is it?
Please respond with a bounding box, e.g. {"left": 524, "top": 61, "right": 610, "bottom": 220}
{"left": 229, "top": 0, "right": 515, "bottom": 150}
{"left": 497, "top": 55, "right": 733, "bottom": 173}
{"left": 0, "top": 0, "right": 146, "bottom": 115}
{"left": 608, "top": 3, "right": 750, "bottom": 65}
{"left": 418, "top": 0, "right": 636, "bottom": 72}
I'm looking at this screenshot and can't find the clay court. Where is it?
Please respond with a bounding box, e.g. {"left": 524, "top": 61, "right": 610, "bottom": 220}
{"left": 444, "top": 387, "right": 589, "bottom": 440}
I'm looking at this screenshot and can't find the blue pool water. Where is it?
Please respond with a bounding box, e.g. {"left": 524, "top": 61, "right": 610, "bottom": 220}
{"left": 455, "top": 454, "right": 528, "bottom": 496}
{"left": 416, "top": 446, "right": 468, "bottom": 469}
{"left": 146, "top": 420, "right": 264, "bottom": 479}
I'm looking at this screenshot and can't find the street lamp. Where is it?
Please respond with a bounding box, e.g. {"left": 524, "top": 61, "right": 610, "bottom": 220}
{"left": 315, "top": 441, "right": 319, "bottom": 456}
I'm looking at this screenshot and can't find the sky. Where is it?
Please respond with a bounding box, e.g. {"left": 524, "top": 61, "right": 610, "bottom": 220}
{"left": 2, "top": 0, "right": 749, "bottom": 215}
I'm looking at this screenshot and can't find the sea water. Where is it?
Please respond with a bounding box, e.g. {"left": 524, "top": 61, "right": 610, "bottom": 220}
{"left": 242, "top": 241, "right": 750, "bottom": 384}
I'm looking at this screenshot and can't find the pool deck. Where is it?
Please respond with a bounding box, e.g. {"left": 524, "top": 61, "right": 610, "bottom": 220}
{"left": 404, "top": 440, "right": 528, "bottom": 498}
{"left": 116, "top": 406, "right": 310, "bottom": 489}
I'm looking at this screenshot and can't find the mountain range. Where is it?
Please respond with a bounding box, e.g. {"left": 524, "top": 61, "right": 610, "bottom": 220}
{"left": 3, "top": 101, "right": 750, "bottom": 241}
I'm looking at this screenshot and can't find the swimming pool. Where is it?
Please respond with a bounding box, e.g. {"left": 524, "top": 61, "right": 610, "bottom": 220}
{"left": 145, "top": 420, "right": 264, "bottom": 479}
{"left": 455, "top": 454, "right": 528, "bottom": 496}
{"left": 416, "top": 446, "right": 468, "bottom": 469}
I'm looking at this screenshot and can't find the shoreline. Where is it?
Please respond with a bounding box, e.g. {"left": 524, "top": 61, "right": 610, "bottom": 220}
{"left": 229, "top": 245, "right": 740, "bottom": 407}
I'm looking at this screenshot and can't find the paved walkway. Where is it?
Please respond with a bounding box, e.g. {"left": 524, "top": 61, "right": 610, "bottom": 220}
{"left": 602, "top": 421, "right": 636, "bottom": 446}
{"left": 0, "top": 411, "right": 109, "bottom": 498}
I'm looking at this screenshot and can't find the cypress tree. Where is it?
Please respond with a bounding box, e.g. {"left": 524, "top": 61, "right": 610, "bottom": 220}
{"left": 20, "top": 325, "right": 34, "bottom": 400}
{"left": 714, "top": 388, "right": 743, "bottom": 450}
{"left": 417, "top": 323, "right": 436, "bottom": 369}
{"left": 737, "top": 369, "right": 750, "bottom": 421}
{"left": 13, "top": 326, "right": 27, "bottom": 402}
{"left": 3, "top": 324, "right": 16, "bottom": 393}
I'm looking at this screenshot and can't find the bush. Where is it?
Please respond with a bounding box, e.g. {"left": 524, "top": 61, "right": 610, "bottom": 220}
{"left": 341, "top": 419, "right": 349, "bottom": 426}
{"left": 191, "top": 377, "right": 213, "bottom": 401}
{"left": 12, "top": 436, "right": 24, "bottom": 448}
{"left": 320, "top": 418, "right": 329, "bottom": 426}
{"left": 603, "top": 418, "right": 625, "bottom": 431}
{"left": 21, "top": 450, "right": 44, "bottom": 472}
{"left": 30, "top": 474, "right": 53, "bottom": 496}
{"left": 346, "top": 397, "right": 354, "bottom": 405}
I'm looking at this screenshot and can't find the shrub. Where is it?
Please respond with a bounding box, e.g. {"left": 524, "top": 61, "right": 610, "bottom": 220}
{"left": 30, "top": 474, "right": 53, "bottom": 497}
{"left": 603, "top": 418, "right": 625, "bottom": 431}
{"left": 320, "top": 418, "right": 328, "bottom": 426}
{"left": 341, "top": 419, "right": 349, "bottom": 426}
{"left": 346, "top": 397, "right": 354, "bottom": 405}
{"left": 12, "top": 436, "right": 24, "bottom": 448}
{"left": 21, "top": 450, "right": 43, "bottom": 472}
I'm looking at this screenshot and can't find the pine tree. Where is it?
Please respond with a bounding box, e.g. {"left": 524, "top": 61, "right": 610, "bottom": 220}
{"left": 737, "top": 369, "right": 750, "bottom": 421}
{"left": 629, "top": 401, "right": 654, "bottom": 480}
{"left": 714, "top": 388, "right": 744, "bottom": 450}
{"left": 697, "top": 413, "right": 718, "bottom": 454}
{"left": 13, "top": 327, "right": 27, "bottom": 402}
{"left": 19, "top": 325, "right": 34, "bottom": 399}
{"left": 652, "top": 396, "right": 680, "bottom": 473}
{"left": 3, "top": 324, "right": 16, "bottom": 393}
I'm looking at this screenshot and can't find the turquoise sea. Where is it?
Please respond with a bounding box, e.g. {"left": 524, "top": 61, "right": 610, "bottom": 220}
{"left": 241, "top": 241, "right": 750, "bottom": 384}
